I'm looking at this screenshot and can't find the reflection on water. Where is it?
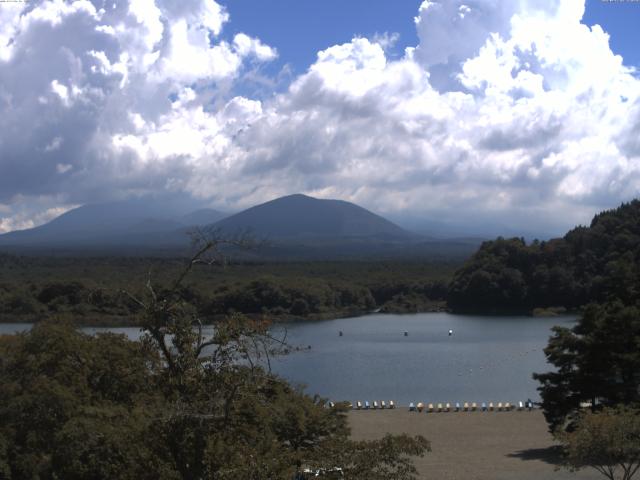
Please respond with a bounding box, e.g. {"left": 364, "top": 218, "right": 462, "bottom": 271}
{"left": 0, "top": 313, "right": 574, "bottom": 405}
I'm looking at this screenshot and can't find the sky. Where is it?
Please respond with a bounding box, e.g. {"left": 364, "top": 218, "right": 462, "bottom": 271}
{"left": 1, "top": 0, "right": 640, "bottom": 237}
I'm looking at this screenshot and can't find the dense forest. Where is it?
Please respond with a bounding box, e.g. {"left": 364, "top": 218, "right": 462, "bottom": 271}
{"left": 0, "top": 240, "right": 430, "bottom": 479}
{"left": 3, "top": 200, "right": 640, "bottom": 324}
{"left": 0, "top": 256, "right": 453, "bottom": 325}
{"left": 448, "top": 200, "right": 640, "bottom": 313}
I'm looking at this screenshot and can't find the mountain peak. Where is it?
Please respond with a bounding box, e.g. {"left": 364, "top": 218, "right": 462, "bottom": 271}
{"left": 213, "top": 194, "right": 410, "bottom": 239}
{"left": 0, "top": 193, "right": 416, "bottom": 255}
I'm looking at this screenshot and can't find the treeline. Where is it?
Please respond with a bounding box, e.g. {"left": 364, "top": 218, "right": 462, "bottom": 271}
{"left": 448, "top": 200, "right": 640, "bottom": 312}
{"left": 204, "top": 277, "right": 376, "bottom": 317}
{"left": 0, "top": 257, "right": 453, "bottom": 324}
{"left": 206, "top": 277, "right": 448, "bottom": 317}
{"left": 4, "top": 199, "right": 640, "bottom": 321}
{"left": 0, "top": 240, "right": 432, "bottom": 479}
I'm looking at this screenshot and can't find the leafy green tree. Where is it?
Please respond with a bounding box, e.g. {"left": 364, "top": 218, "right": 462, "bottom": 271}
{"left": 534, "top": 302, "right": 640, "bottom": 431}
{"left": 127, "top": 232, "right": 430, "bottom": 479}
{"left": 319, "top": 433, "right": 431, "bottom": 479}
{"left": 0, "top": 321, "right": 161, "bottom": 479}
{"left": 448, "top": 200, "right": 640, "bottom": 312}
{"left": 0, "top": 231, "right": 429, "bottom": 479}
{"left": 557, "top": 407, "right": 640, "bottom": 480}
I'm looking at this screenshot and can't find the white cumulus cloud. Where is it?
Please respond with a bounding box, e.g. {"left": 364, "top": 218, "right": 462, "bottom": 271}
{"left": 0, "top": 0, "right": 639, "bottom": 236}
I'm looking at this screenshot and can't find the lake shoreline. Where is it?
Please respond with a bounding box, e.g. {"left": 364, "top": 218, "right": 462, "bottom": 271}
{"left": 0, "top": 301, "right": 580, "bottom": 328}
{"left": 0, "top": 303, "right": 448, "bottom": 327}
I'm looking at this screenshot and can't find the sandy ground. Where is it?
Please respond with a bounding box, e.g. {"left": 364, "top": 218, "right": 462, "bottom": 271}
{"left": 348, "top": 409, "right": 601, "bottom": 480}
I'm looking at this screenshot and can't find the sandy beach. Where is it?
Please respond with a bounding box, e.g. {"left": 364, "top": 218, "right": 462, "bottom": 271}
{"left": 348, "top": 409, "right": 601, "bottom": 480}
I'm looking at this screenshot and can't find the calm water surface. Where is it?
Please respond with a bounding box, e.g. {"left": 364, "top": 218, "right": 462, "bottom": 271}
{"left": 0, "top": 313, "right": 574, "bottom": 405}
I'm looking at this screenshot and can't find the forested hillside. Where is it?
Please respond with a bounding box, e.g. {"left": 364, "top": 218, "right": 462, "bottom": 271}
{"left": 448, "top": 200, "right": 640, "bottom": 313}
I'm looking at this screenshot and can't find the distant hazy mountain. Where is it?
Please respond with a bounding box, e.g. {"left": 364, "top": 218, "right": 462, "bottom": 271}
{"left": 0, "top": 196, "right": 227, "bottom": 249}
{"left": 213, "top": 194, "right": 412, "bottom": 239}
{"left": 389, "top": 214, "right": 558, "bottom": 241}
{"left": 0, "top": 193, "right": 481, "bottom": 259}
{"left": 180, "top": 208, "right": 227, "bottom": 227}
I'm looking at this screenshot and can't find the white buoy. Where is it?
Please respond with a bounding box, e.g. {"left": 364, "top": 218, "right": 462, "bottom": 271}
{"left": 448, "top": 329, "right": 453, "bottom": 336}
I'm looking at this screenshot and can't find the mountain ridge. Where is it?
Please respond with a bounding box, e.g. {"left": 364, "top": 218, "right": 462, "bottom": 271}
{"left": 0, "top": 193, "right": 481, "bottom": 259}
{"left": 211, "top": 193, "right": 414, "bottom": 240}
{"left": 0, "top": 197, "right": 227, "bottom": 247}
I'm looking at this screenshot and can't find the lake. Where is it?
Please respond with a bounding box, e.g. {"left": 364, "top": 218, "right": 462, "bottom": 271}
{"left": 0, "top": 313, "right": 573, "bottom": 406}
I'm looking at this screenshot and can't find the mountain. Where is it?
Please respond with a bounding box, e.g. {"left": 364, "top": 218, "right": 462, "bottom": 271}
{"left": 180, "top": 209, "right": 226, "bottom": 227}
{"left": 0, "top": 196, "right": 227, "bottom": 251}
{"left": 0, "top": 193, "right": 480, "bottom": 259}
{"left": 212, "top": 194, "right": 412, "bottom": 239}
{"left": 206, "top": 194, "right": 482, "bottom": 260}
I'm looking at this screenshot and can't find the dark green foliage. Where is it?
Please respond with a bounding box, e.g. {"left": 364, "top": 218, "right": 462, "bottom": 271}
{"left": 449, "top": 200, "right": 640, "bottom": 312}
{"left": 0, "top": 239, "right": 429, "bottom": 479}
{"left": 0, "top": 321, "right": 160, "bottom": 480}
{"left": 207, "top": 276, "right": 376, "bottom": 317}
{"left": 0, "top": 320, "right": 428, "bottom": 480}
{"left": 0, "top": 255, "right": 456, "bottom": 324}
{"left": 533, "top": 302, "right": 640, "bottom": 432}
{"left": 37, "top": 281, "right": 86, "bottom": 305}
{"left": 557, "top": 406, "right": 640, "bottom": 480}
